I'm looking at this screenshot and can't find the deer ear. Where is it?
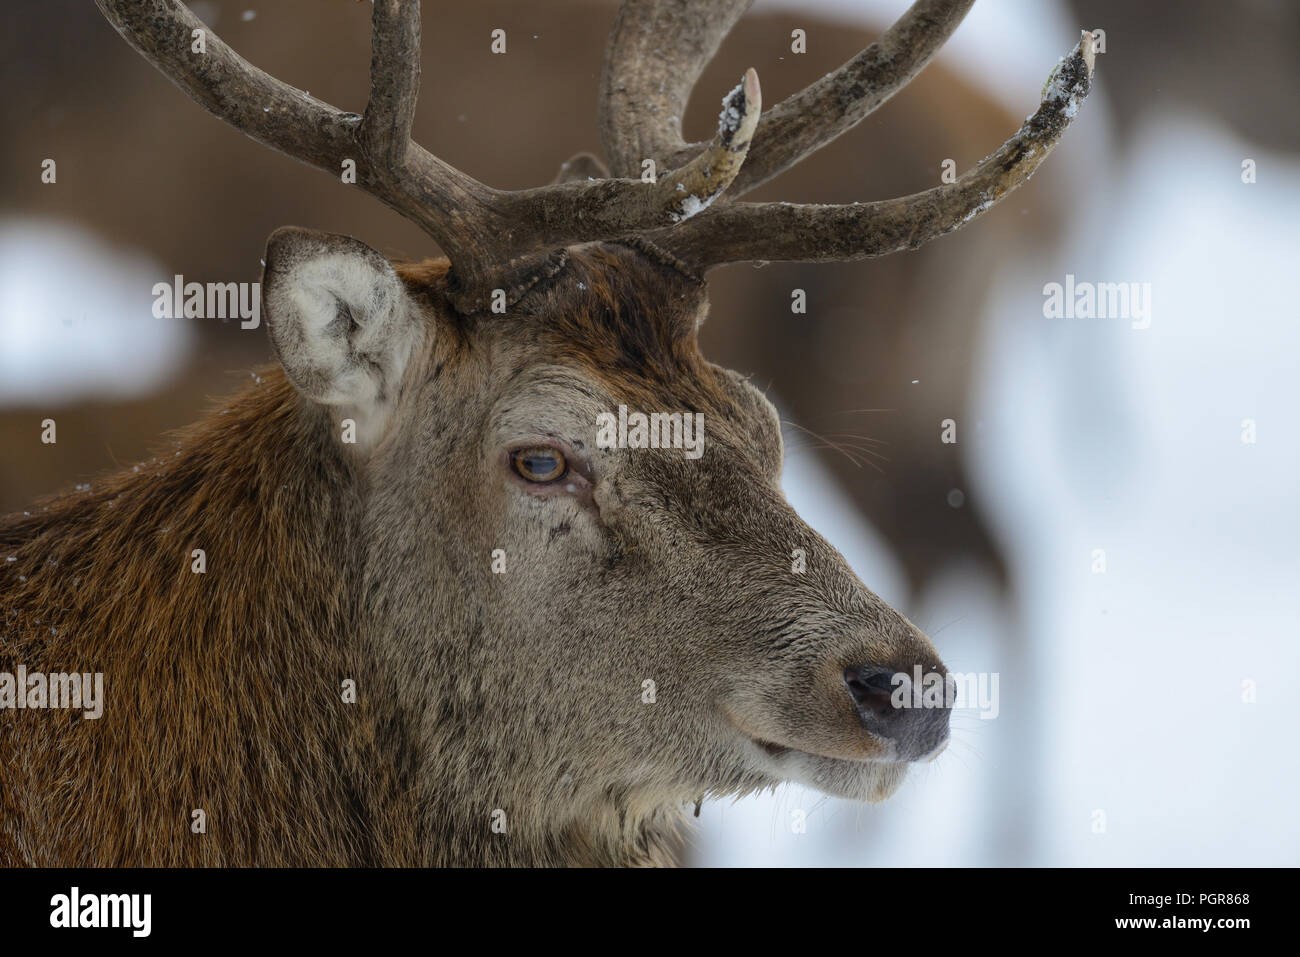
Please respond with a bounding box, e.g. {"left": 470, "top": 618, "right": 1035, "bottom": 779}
{"left": 261, "top": 227, "right": 419, "bottom": 409}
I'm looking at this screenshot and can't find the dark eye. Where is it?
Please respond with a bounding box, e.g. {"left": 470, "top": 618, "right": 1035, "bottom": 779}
{"left": 511, "top": 447, "right": 567, "bottom": 484}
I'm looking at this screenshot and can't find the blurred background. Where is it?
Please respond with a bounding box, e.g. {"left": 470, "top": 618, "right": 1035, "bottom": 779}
{"left": 2, "top": 0, "right": 1296, "bottom": 865}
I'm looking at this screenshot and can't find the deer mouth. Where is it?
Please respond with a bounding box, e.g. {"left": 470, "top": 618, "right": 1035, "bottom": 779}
{"left": 731, "top": 727, "right": 913, "bottom": 803}
{"left": 739, "top": 729, "right": 897, "bottom": 765}
{"left": 739, "top": 724, "right": 949, "bottom": 770}
{"left": 724, "top": 703, "right": 901, "bottom": 767}
{"left": 753, "top": 737, "right": 792, "bottom": 760}
{"left": 724, "top": 698, "right": 946, "bottom": 803}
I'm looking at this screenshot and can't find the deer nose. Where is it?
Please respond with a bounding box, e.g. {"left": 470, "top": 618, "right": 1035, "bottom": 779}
{"left": 842, "top": 664, "right": 951, "bottom": 762}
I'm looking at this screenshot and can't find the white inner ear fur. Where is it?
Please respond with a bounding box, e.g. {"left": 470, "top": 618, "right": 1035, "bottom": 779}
{"left": 266, "top": 242, "right": 421, "bottom": 450}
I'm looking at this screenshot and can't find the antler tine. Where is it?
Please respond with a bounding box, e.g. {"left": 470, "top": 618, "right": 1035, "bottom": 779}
{"left": 359, "top": 0, "right": 421, "bottom": 167}
{"left": 655, "top": 32, "right": 1098, "bottom": 269}
{"left": 599, "top": 0, "right": 754, "bottom": 178}
{"left": 661, "top": 0, "right": 976, "bottom": 199}
{"left": 94, "top": 0, "right": 495, "bottom": 272}
{"left": 94, "top": 0, "right": 359, "bottom": 178}
{"left": 511, "top": 69, "right": 761, "bottom": 235}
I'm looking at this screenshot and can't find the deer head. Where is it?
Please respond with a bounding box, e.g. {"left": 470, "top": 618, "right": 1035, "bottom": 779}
{"left": 88, "top": 0, "right": 1095, "bottom": 864}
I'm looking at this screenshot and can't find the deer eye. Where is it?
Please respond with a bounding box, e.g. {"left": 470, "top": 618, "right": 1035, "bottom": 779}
{"left": 511, "top": 447, "right": 567, "bottom": 484}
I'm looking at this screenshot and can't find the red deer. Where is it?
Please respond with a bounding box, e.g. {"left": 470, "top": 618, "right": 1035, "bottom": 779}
{"left": 0, "top": 0, "right": 1094, "bottom": 866}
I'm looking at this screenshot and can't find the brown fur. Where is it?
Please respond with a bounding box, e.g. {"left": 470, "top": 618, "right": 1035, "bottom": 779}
{"left": 0, "top": 368, "right": 422, "bottom": 865}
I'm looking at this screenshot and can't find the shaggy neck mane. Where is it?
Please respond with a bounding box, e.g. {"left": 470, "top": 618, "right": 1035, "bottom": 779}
{"left": 0, "top": 369, "right": 418, "bottom": 865}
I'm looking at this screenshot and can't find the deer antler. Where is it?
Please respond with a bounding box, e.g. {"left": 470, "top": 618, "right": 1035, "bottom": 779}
{"left": 592, "top": 0, "right": 1094, "bottom": 271}
{"left": 99, "top": 0, "right": 1096, "bottom": 304}
{"left": 598, "top": 0, "right": 755, "bottom": 178}
{"left": 656, "top": 30, "right": 1099, "bottom": 268}
{"left": 95, "top": 0, "right": 759, "bottom": 311}
{"left": 633, "top": 0, "right": 977, "bottom": 199}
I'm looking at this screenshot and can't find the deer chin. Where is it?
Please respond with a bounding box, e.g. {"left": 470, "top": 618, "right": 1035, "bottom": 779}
{"left": 794, "top": 753, "right": 911, "bottom": 804}
{"left": 738, "top": 733, "right": 911, "bottom": 803}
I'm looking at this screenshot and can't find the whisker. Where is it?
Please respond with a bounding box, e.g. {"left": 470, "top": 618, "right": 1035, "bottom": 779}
{"left": 782, "top": 420, "right": 884, "bottom": 474}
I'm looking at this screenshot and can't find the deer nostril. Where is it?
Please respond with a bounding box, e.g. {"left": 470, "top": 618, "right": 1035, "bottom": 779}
{"left": 843, "top": 662, "right": 952, "bottom": 761}
{"left": 843, "top": 665, "right": 900, "bottom": 718}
